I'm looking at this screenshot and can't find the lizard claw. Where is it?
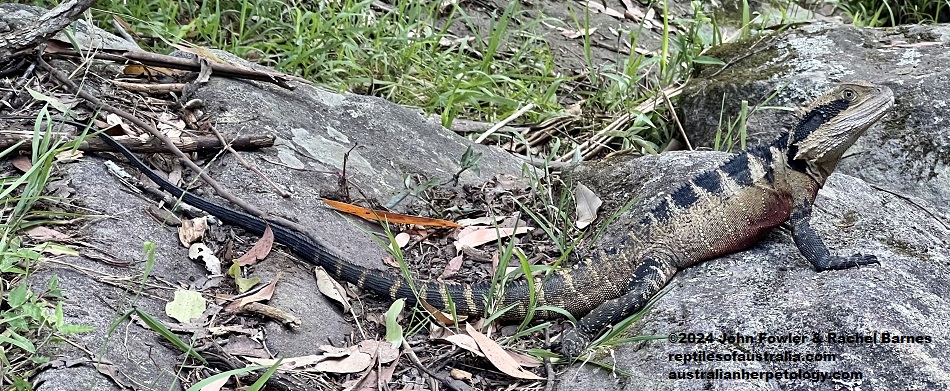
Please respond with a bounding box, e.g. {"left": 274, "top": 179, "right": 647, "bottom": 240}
{"left": 559, "top": 329, "right": 590, "bottom": 358}
{"left": 822, "top": 254, "right": 879, "bottom": 271}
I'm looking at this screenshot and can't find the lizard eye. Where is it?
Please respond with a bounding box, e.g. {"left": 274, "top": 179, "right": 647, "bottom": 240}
{"left": 841, "top": 88, "right": 857, "bottom": 101}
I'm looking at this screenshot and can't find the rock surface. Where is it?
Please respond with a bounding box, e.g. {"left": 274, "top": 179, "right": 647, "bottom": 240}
{"left": 679, "top": 22, "right": 950, "bottom": 210}
{"left": 8, "top": 4, "right": 947, "bottom": 391}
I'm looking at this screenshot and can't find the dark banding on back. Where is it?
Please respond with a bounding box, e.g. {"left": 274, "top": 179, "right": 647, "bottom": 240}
{"left": 693, "top": 170, "right": 723, "bottom": 195}
{"left": 671, "top": 184, "right": 699, "bottom": 208}
{"left": 651, "top": 198, "right": 672, "bottom": 221}
{"left": 722, "top": 153, "right": 753, "bottom": 187}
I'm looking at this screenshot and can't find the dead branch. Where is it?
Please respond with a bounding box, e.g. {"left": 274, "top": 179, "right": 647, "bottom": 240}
{"left": 0, "top": 130, "right": 274, "bottom": 153}
{"left": 47, "top": 46, "right": 308, "bottom": 90}
{"left": 38, "top": 57, "right": 311, "bottom": 235}
{"left": 0, "top": 0, "right": 95, "bottom": 60}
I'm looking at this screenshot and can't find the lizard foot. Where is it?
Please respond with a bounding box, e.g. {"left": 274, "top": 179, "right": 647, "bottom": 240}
{"left": 559, "top": 329, "right": 590, "bottom": 358}
{"left": 819, "top": 254, "right": 879, "bottom": 271}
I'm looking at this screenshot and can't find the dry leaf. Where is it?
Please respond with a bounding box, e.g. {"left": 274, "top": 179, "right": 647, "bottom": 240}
{"left": 189, "top": 243, "right": 221, "bottom": 275}
{"left": 439, "top": 255, "right": 463, "bottom": 280}
{"left": 12, "top": 156, "right": 31, "bottom": 173}
{"left": 106, "top": 113, "right": 131, "bottom": 134}
{"left": 314, "top": 351, "right": 374, "bottom": 373}
{"left": 382, "top": 256, "right": 400, "bottom": 268}
{"left": 245, "top": 355, "right": 322, "bottom": 370}
{"left": 429, "top": 322, "right": 456, "bottom": 339}
{"left": 235, "top": 225, "right": 274, "bottom": 266}
{"left": 507, "top": 350, "right": 543, "bottom": 368}
{"left": 389, "top": 232, "right": 411, "bottom": 252}
{"left": 198, "top": 375, "right": 229, "bottom": 391}
{"left": 237, "top": 272, "right": 281, "bottom": 308}
{"left": 165, "top": 289, "right": 207, "bottom": 323}
{"left": 441, "top": 333, "right": 484, "bottom": 357}
{"left": 122, "top": 64, "right": 183, "bottom": 77}
{"left": 178, "top": 217, "right": 208, "bottom": 247}
{"left": 323, "top": 199, "right": 461, "bottom": 228}
{"left": 222, "top": 335, "right": 268, "bottom": 358}
{"left": 573, "top": 183, "right": 603, "bottom": 229}
{"left": 450, "top": 368, "right": 473, "bottom": 381}
{"left": 314, "top": 267, "right": 352, "bottom": 312}
{"left": 319, "top": 344, "right": 355, "bottom": 357}
{"left": 420, "top": 298, "right": 465, "bottom": 325}
{"left": 207, "top": 325, "right": 257, "bottom": 336}
{"left": 558, "top": 27, "right": 597, "bottom": 39}
{"left": 464, "top": 324, "right": 542, "bottom": 380}
{"left": 157, "top": 112, "right": 186, "bottom": 138}
{"left": 582, "top": 0, "right": 625, "bottom": 18}
{"left": 456, "top": 216, "right": 504, "bottom": 226}
{"left": 455, "top": 227, "right": 533, "bottom": 250}
{"left": 26, "top": 226, "right": 70, "bottom": 240}
{"left": 358, "top": 340, "right": 400, "bottom": 364}
{"left": 54, "top": 150, "right": 83, "bottom": 162}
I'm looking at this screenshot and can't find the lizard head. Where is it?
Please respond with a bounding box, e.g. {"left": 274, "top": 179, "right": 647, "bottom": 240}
{"left": 789, "top": 81, "right": 894, "bottom": 181}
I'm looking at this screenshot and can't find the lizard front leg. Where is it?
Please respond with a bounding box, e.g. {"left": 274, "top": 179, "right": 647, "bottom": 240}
{"left": 789, "top": 199, "right": 878, "bottom": 271}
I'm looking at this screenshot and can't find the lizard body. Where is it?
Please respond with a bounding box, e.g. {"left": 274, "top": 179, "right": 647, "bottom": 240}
{"left": 99, "top": 81, "right": 893, "bottom": 357}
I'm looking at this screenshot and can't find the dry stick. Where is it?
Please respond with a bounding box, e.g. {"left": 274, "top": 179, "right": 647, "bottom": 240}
{"left": 0, "top": 0, "right": 96, "bottom": 59}
{"left": 208, "top": 124, "right": 290, "bottom": 198}
{"left": 475, "top": 103, "right": 536, "bottom": 144}
{"left": 560, "top": 84, "right": 684, "bottom": 162}
{"left": 109, "top": 80, "right": 186, "bottom": 94}
{"left": 401, "top": 339, "right": 462, "bottom": 391}
{"left": 39, "top": 58, "right": 310, "bottom": 234}
{"left": 869, "top": 184, "right": 950, "bottom": 231}
{"left": 662, "top": 89, "right": 693, "bottom": 151}
{"left": 50, "top": 48, "right": 305, "bottom": 89}
{"left": 0, "top": 128, "right": 275, "bottom": 153}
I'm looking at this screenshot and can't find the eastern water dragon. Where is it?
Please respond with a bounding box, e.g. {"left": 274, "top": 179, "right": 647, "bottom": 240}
{"left": 97, "top": 80, "right": 894, "bottom": 357}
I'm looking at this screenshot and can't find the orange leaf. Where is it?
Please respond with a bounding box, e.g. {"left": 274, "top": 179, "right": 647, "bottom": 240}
{"left": 322, "top": 199, "right": 460, "bottom": 228}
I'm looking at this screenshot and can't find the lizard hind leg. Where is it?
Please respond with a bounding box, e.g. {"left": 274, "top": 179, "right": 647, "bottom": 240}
{"left": 559, "top": 256, "right": 677, "bottom": 358}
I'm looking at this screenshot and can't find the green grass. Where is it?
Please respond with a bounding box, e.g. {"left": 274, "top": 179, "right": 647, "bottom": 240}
{"left": 0, "top": 108, "right": 96, "bottom": 389}
{"left": 81, "top": 0, "right": 740, "bottom": 157}
{"left": 834, "top": 0, "right": 950, "bottom": 26}
{"left": 94, "top": 0, "right": 564, "bottom": 127}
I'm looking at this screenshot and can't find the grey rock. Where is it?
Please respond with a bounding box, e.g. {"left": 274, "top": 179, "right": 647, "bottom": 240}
{"left": 31, "top": 30, "right": 526, "bottom": 391}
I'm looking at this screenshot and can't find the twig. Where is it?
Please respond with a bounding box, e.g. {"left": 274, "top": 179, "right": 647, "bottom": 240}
{"left": 0, "top": 60, "right": 35, "bottom": 109}
{"left": 401, "top": 339, "right": 462, "bottom": 391}
{"left": 475, "top": 103, "right": 536, "bottom": 144}
{"left": 557, "top": 84, "right": 684, "bottom": 162}
{"left": 208, "top": 124, "right": 289, "bottom": 197}
{"left": 869, "top": 184, "right": 950, "bottom": 230}
{"left": 109, "top": 80, "right": 185, "bottom": 94}
{"left": 543, "top": 328, "right": 555, "bottom": 391}
{"left": 110, "top": 19, "right": 141, "bottom": 49}
{"left": 662, "top": 90, "right": 692, "bottom": 150}
{"left": 48, "top": 46, "right": 306, "bottom": 89}
{"left": 38, "top": 57, "right": 310, "bottom": 234}
{"left": 0, "top": 0, "right": 96, "bottom": 59}
{"left": 0, "top": 125, "right": 275, "bottom": 153}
